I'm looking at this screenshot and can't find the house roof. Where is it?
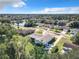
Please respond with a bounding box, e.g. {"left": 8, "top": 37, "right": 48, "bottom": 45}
{"left": 30, "top": 33, "right": 54, "bottom": 44}
{"left": 17, "top": 29, "right": 35, "bottom": 35}
{"left": 40, "top": 34, "right": 53, "bottom": 44}
{"left": 30, "top": 34, "right": 42, "bottom": 39}
{"left": 64, "top": 43, "right": 79, "bottom": 48}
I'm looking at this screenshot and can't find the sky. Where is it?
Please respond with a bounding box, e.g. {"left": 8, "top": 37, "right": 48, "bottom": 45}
{"left": 0, "top": 0, "right": 79, "bottom": 14}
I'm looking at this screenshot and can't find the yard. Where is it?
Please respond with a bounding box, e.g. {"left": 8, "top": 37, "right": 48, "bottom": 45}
{"left": 35, "top": 28, "right": 44, "bottom": 35}
{"left": 50, "top": 28, "right": 62, "bottom": 33}
{"left": 55, "top": 36, "right": 72, "bottom": 53}
{"left": 56, "top": 38, "right": 65, "bottom": 52}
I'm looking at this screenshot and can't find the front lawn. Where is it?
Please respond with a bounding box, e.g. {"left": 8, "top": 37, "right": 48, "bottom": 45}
{"left": 50, "top": 28, "right": 62, "bottom": 33}
{"left": 56, "top": 38, "right": 64, "bottom": 53}
{"left": 35, "top": 29, "right": 43, "bottom": 35}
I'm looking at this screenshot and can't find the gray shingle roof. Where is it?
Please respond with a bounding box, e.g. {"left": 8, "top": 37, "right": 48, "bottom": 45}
{"left": 30, "top": 33, "right": 54, "bottom": 44}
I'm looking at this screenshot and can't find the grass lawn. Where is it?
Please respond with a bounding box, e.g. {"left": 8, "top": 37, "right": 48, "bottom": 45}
{"left": 56, "top": 38, "right": 65, "bottom": 53}
{"left": 35, "top": 28, "right": 44, "bottom": 35}
{"left": 50, "top": 28, "right": 62, "bottom": 33}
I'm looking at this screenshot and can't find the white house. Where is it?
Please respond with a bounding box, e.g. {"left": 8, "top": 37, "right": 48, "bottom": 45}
{"left": 15, "top": 22, "right": 26, "bottom": 27}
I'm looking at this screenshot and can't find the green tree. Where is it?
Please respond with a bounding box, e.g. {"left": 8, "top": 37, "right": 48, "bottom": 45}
{"left": 7, "top": 43, "right": 16, "bottom": 59}
{"left": 0, "top": 44, "right": 9, "bottom": 59}
{"left": 69, "top": 21, "right": 79, "bottom": 28}
{"left": 11, "top": 35, "right": 34, "bottom": 59}
{"left": 75, "top": 32, "right": 79, "bottom": 45}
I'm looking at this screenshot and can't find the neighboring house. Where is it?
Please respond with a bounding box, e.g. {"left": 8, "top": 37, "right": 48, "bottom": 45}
{"left": 70, "top": 29, "right": 79, "bottom": 36}
{"left": 58, "top": 21, "right": 66, "bottom": 26}
{"left": 17, "top": 29, "right": 35, "bottom": 36}
{"left": 54, "top": 25, "right": 69, "bottom": 30}
{"left": 61, "top": 43, "right": 73, "bottom": 54}
{"left": 36, "top": 23, "right": 54, "bottom": 29}
{"left": 61, "top": 43, "right": 79, "bottom": 54}
{"left": 15, "top": 22, "right": 26, "bottom": 27}
{"left": 64, "top": 43, "right": 79, "bottom": 48}
{"left": 30, "top": 33, "right": 55, "bottom": 47}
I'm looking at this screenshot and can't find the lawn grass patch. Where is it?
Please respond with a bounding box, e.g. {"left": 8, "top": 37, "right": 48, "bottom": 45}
{"left": 56, "top": 38, "right": 64, "bottom": 53}
{"left": 35, "top": 29, "right": 43, "bottom": 35}
{"left": 50, "top": 28, "right": 62, "bottom": 33}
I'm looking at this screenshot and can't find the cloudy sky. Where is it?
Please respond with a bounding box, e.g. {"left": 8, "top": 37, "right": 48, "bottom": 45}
{"left": 0, "top": 0, "right": 79, "bottom": 14}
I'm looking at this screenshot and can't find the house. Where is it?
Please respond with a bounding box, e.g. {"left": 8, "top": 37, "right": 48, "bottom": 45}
{"left": 61, "top": 43, "right": 79, "bottom": 54}
{"left": 36, "top": 23, "right": 54, "bottom": 29}
{"left": 17, "top": 29, "right": 35, "bottom": 36}
{"left": 30, "top": 33, "right": 55, "bottom": 47}
{"left": 15, "top": 22, "right": 26, "bottom": 27}
{"left": 64, "top": 43, "right": 79, "bottom": 48}
{"left": 70, "top": 29, "right": 79, "bottom": 36}
{"left": 61, "top": 43, "right": 72, "bottom": 54}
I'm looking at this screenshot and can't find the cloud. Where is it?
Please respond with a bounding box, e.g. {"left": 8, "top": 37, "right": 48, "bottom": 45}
{"left": 0, "top": 0, "right": 26, "bottom": 8}
{"left": 31, "top": 7, "right": 79, "bottom": 14}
